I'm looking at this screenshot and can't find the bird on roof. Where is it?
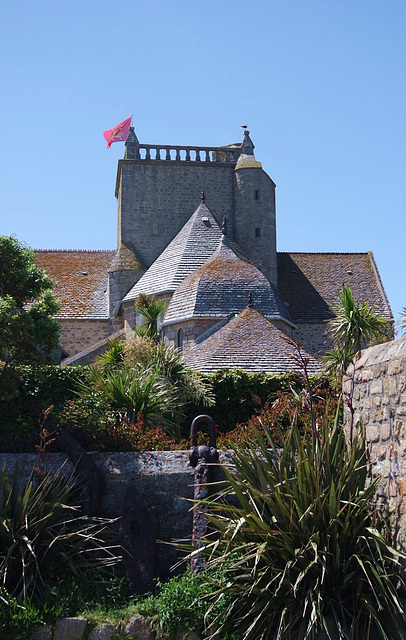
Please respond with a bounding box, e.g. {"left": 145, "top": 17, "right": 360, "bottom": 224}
{"left": 240, "top": 124, "right": 248, "bottom": 129}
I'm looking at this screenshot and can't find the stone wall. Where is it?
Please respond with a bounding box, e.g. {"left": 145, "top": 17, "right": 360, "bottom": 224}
{"left": 293, "top": 322, "right": 331, "bottom": 356}
{"left": 59, "top": 319, "right": 110, "bottom": 358}
{"left": 0, "top": 450, "right": 232, "bottom": 580}
{"left": 343, "top": 335, "right": 406, "bottom": 547}
{"left": 117, "top": 159, "right": 236, "bottom": 269}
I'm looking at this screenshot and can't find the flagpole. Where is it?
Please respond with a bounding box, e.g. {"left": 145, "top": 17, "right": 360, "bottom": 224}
{"left": 130, "top": 113, "right": 133, "bottom": 126}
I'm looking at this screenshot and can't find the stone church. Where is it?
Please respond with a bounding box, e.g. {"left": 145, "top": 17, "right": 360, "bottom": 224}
{"left": 34, "top": 127, "right": 392, "bottom": 373}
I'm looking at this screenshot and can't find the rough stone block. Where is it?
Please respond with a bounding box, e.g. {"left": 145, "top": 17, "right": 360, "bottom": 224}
{"left": 370, "top": 408, "right": 383, "bottom": 423}
{"left": 366, "top": 425, "right": 380, "bottom": 443}
{"left": 359, "top": 369, "right": 374, "bottom": 383}
{"left": 53, "top": 618, "right": 87, "bottom": 640}
{"left": 370, "top": 380, "right": 383, "bottom": 395}
{"left": 378, "top": 445, "right": 387, "bottom": 460}
{"left": 400, "top": 377, "right": 406, "bottom": 393}
{"left": 388, "top": 360, "right": 405, "bottom": 376}
{"left": 389, "top": 477, "right": 398, "bottom": 497}
{"left": 388, "top": 442, "right": 398, "bottom": 460}
{"left": 29, "top": 626, "right": 53, "bottom": 640}
{"left": 396, "top": 406, "right": 406, "bottom": 417}
{"left": 87, "top": 624, "right": 120, "bottom": 640}
{"left": 123, "top": 614, "right": 155, "bottom": 639}
{"left": 393, "top": 419, "right": 405, "bottom": 439}
{"left": 398, "top": 479, "right": 406, "bottom": 496}
{"left": 380, "top": 424, "right": 390, "bottom": 441}
{"left": 379, "top": 460, "right": 391, "bottom": 478}
{"left": 373, "top": 395, "right": 382, "bottom": 407}
{"left": 383, "top": 377, "right": 399, "bottom": 397}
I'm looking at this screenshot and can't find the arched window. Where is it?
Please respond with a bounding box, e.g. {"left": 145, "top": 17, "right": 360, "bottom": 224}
{"left": 177, "top": 328, "right": 184, "bottom": 353}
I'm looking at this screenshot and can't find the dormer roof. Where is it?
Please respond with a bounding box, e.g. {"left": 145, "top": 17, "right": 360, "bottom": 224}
{"left": 184, "top": 306, "right": 320, "bottom": 373}
{"left": 122, "top": 201, "right": 244, "bottom": 302}
{"left": 163, "top": 236, "right": 292, "bottom": 326}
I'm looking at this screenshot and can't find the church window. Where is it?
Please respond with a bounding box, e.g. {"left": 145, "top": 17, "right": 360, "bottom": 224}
{"left": 254, "top": 189, "right": 260, "bottom": 200}
{"left": 177, "top": 328, "right": 184, "bottom": 352}
{"left": 255, "top": 227, "right": 262, "bottom": 238}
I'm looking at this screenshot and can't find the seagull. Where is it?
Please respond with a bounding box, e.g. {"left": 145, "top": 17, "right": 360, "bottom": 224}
{"left": 240, "top": 124, "right": 248, "bottom": 129}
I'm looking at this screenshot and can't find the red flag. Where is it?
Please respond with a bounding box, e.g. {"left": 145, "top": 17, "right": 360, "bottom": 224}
{"left": 103, "top": 117, "right": 132, "bottom": 148}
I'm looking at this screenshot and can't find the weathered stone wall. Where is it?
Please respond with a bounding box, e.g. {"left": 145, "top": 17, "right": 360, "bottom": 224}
{"left": 234, "top": 166, "right": 277, "bottom": 287}
{"left": 0, "top": 450, "right": 232, "bottom": 579}
{"left": 117, "top": 159, "right": 235, "bottom": 269}
{"left": 164, "top": 318, "right": 219, "bottom": 352}
{"left": 59, "top": 319, "right": 110, "bottom": 357}
{"left": 343, "top": 335, "right": 406, "bottom": 547}
{"left": 293, "top": 322, "right": 331, "bottom": 356}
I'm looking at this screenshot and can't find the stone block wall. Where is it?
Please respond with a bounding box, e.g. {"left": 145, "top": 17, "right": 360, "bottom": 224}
{"left": 293, "top": 322, "right": 331, "bottom": 356}
{"left": 0, "top": 450, "right": 232, "bottom": 579}
{"left": 343, "top": 335, "right": 406, "bottom": 547}
{"left": 164, "top": 318, "right": 218, "bottom": 352}
{"left": 59, "top": 319, "right": 110, "bottom": 357}
{"left": 117, "top": 160, "right": 235, "bottom": 269}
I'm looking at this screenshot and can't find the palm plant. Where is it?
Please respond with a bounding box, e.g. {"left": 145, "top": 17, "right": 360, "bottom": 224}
{"left": 85, "top": 364, "right": 177, "bottom": 427}
{"left": 0, "top": 465, "right": 119, "bottom": 603}
{"left": 191, "top": 416, "right": 406, "bottom": 640}
{"left": 134, "top": 293, "right": 168, "bottom": 342}
{"left": 324, "top": 285, "right": 390, "bottom": 381}
{"left": 95, "top": 338, "right": 125, "bottom": 370}
{"left": 123, "top": 334, "right": 214, "bottom": 440}
{"left": 399, "top": 307, "right": 406, "bottom": 336}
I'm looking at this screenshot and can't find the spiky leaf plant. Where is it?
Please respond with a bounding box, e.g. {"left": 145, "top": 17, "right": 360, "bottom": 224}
{"left": 194, "top": 415, "right": 406, "bottom": 640}
{"left": 0, "top": 465, "right": 120, "bottom": 603}
{"left": 84, "top": 364, "right": 178, "bottom": 427}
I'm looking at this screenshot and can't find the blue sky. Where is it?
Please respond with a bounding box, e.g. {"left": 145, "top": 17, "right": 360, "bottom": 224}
{"left": 1, "top": 0, "right": 405, "bottom": 327}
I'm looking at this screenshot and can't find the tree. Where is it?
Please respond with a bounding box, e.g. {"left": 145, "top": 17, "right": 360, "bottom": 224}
{"left": 323, "top": 284, "right": 390, "bottom": 382}
{"left": 0, "top": 235, "right": 61, "bottom": 368}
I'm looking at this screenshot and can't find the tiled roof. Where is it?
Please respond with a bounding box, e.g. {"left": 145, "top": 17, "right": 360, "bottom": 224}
{"left": 34, "top": 250, "right": 115, "bottom": 319}
{"left": 184, "top": 306, "right": 321, "bottom": 374}
{"left": 163, "top": 236, "right": 292, "bottom": 326}
{"left": 277, "top": 252, "right": 393, "bottom": 323}
{"left": 123, "top": 202, "right": 244, "bottom": 302}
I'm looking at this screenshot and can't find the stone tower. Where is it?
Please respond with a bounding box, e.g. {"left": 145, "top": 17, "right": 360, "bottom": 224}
{"left": 233, "top": 130, "right": 277, "bottom": 286}
{"left": 109, "top": 127, "right": 278, "bottom": 317}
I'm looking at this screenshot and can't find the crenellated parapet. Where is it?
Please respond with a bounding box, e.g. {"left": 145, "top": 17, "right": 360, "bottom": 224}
{"left": 126, "top": 142, "right": 240, "bottom": 163}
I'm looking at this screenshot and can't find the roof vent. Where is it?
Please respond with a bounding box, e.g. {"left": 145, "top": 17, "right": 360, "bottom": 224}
{"left": 347, "top": 270, "right": 353, "bottom": 275}
{"left": 81, "top": 271, "right": 88, "bottom": 276}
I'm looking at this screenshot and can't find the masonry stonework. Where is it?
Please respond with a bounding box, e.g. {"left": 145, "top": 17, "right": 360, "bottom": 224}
{"left": 343, "top": 335, "right": 406, "bottom": 548}
{"left": 59, "top": 319, "right": 110, "bottom": 358}
{"left": 293, "top": 322, "right": 331, "bottom": 356}
{"left": 0, "top": 450, "right": 232, "bottom": 579}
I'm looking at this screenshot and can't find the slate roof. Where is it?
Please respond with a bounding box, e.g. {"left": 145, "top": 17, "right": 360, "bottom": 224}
{"left": 277, "top": 252, "right": 392, "bottom": 323}
{"left": 184, "top": 306, "right": 321, "bottom": 374}
{"left": 123, "top": 202, "right": 244, "bottom": 302}
{"left": 34, "top": 250, "right": 115, "bottom": 319}
{"left": 163, "top": 236, "right": 292, "bottom": 326}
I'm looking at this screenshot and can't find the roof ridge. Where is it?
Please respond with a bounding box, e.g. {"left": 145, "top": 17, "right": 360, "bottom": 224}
{"left": 34, "top": 249, "right": 115, "bottom": 253}
{"left": 277, "top": 251, "right": 370, "bottom": 256}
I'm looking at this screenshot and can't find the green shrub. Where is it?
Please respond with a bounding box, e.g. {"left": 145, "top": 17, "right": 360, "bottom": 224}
{"left": 180, "top": 369, "right": 309, "bottom": 434}
{"left": 0, "top": 365, "right": 89, "bottom": 451}
{"left": 138, "top": 570, "right": 236, "bottom": 640}
{"left": 192, "top": 416, "right": 406, "bottom": 639}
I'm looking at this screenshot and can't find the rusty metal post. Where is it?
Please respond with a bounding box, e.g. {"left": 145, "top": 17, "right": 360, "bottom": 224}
{"left": 189, "top": 414, "right": 218, "bottom": 573}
